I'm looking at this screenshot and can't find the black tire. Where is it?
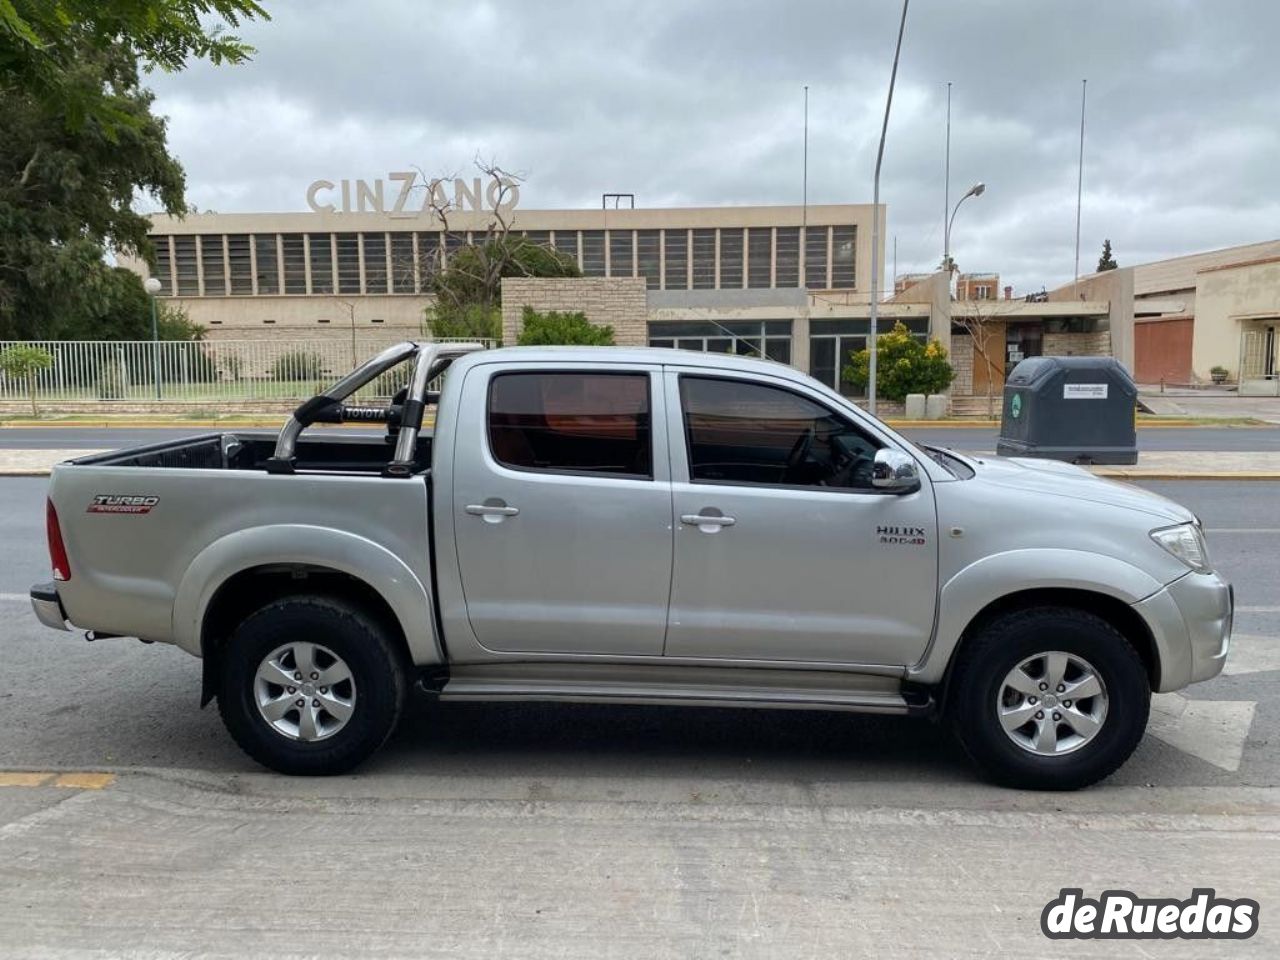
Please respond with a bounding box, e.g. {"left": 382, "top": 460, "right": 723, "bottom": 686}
{"left": 217, "top": 595, "right": 407, "bottom": 776}
{"left": 947, "top": 606, "right": 1150, "bottom": 791}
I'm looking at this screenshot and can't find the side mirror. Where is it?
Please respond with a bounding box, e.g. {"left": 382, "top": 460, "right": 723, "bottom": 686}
{"left": 872, "top": 448, "right": 920, "bottom": 493}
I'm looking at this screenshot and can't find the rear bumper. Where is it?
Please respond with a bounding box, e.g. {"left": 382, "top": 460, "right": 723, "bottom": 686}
{"left": 30, "top": 582, "right": 70, "bottom": 632}
{"left": 1132, "top": 571, "right": 1233, "bottom": 691}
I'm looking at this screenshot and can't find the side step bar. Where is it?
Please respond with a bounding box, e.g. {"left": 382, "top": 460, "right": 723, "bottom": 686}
{"left": 438, "top": 667, "right": 922, "bottom": 715}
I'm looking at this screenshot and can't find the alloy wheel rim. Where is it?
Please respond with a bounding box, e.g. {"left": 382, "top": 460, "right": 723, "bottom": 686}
{"left": 996, "top": 650, "right": 1108, "bottom": 757}
{"left": 253, "top": 641, "right": 357, "bottom": 742}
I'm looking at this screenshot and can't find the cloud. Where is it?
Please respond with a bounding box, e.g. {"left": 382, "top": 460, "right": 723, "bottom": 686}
{"left": 147, "top": 0, "right": 1280, "bottom": 294}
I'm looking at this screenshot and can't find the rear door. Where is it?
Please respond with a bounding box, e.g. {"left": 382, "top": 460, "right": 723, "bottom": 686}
{"left": 451, "top": 362, "right": 673, "bottom": 656}
{"left": 663, "top": 369, "right": 938, "bottom": 666}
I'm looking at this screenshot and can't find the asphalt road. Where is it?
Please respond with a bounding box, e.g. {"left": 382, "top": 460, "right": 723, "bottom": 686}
{"left": 1, "top": 476, "right": 1277, "bottom": 957}
{"left": 3, "top": 423, "right": 1280, "bottom": 451}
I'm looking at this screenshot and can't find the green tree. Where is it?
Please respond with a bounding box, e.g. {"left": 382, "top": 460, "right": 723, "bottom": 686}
{"left": 516, "top": 307, "right": 614, "bottom": 346}
{"left": 424, "top": 234, "right": 582, "bottom": 343}
{"left": 1097, "top": 239, "right": 1118, "bottom": 272}
{"left": 0, "top": 344, "right": 53, "bottom": 415}
{"left": 843, "top": 322, "right": 955, "bottom": 402}
{"left": 0, "top": 1, "right": 266, "bottom": 133}
{"left": 0, "top": 2, "right": 267, "bottom": 339}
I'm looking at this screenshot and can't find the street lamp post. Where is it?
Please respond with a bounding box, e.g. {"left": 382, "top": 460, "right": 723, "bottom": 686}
{"left": 943, "top": 181, "right": 985, "bottom": 273}
{"left": 143, "top": 277, "right": 163, "bottom": 400}
{"left": 868, "top": 0, "right": 911, "bottom": 418}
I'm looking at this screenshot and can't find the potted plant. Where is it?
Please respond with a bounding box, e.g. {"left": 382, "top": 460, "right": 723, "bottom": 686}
{"left": 1210, "top": 365, "right": 1229, "bottom": 385}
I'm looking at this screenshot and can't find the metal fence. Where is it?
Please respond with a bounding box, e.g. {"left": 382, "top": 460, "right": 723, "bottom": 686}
{"left": 0, "top": 338, "right": 495, "bottom": 404}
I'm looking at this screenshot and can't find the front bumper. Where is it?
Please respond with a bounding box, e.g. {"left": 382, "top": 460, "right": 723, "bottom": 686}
{"left": 1132, "top": 571, "right": 1233, "bottom": 691}
{"left": 30, "top": 581, "right": 70, "bottom": 632}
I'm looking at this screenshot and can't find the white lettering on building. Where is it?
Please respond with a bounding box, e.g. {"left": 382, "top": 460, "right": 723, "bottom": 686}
{"left": 305, "top": 172, "right": 520, "bottom": 217}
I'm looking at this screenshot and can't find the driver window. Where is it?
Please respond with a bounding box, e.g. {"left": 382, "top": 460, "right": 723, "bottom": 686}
{"left": 679, "top": 375, "right": 881, "bottom": 489}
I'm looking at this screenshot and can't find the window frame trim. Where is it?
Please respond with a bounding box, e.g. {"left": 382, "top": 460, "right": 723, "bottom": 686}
{"left": 484, "top": 368, "right": 660, "bottom": 482}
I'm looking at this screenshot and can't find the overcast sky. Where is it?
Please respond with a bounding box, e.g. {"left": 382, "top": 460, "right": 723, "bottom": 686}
{"left": 147, "top": 0, "right": 1280, "bottom": 295}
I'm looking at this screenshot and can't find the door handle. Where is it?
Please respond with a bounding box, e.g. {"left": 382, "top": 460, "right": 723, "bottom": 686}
{"left": 680, "top": 513, "right": 736, "bottom": 528}
{"left": 465, "top": 503, "right": 520, "bottom": 517}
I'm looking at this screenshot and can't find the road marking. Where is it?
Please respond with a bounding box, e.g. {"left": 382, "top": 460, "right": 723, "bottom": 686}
{"left": 1223, "top": 635, "right": 1280, "bottom": 676}
{"left": 1206, "top": 528, "right": 1280, "bottom": 534}
{"left": 0, "top": 771, "right": 114, "bottom": 790}
{"left": 1148, "top": 694, "right": 1256, "bottom": 772}
{"left": 1237, "top": 606, "right": 1280, "bottom": 614}
{"left": 0, "top": 772, "right": 53, "bottom": 787}
{"left": 53, "top": 772, "right": 115, "bottom": 790}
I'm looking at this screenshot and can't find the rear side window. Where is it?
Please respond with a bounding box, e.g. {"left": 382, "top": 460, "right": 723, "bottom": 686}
{"left": 488, "top": 372, "right": 652, "bottom": 478}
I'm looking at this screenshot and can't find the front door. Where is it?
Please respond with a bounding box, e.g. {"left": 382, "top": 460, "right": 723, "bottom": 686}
{"left": 663, "top": 370, "right": 938, "bottom": 666}
{"left": 452, "top": 364, "right": 672, "bottom": 656}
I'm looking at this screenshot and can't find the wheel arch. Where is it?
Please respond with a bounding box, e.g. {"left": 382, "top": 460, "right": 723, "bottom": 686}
{"left": 912, "top": 550, "right": 1168, "bottom": 694}
{"left": 172, "top": 525, "right": 442, "bottom": 705}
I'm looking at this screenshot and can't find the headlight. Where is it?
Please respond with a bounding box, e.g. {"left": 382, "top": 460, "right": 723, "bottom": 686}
{"left": 1150, "top": 522, "right": 1212, "bottom": 573}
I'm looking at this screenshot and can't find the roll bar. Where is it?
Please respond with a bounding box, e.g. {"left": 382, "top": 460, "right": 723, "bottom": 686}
{"left": 267, "top": 341, "right": 486, "bottom": 477}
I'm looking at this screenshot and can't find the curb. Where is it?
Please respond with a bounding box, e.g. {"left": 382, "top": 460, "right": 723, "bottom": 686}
{"left": 1091, "top": 471, "right": 1280, "bottom": 481}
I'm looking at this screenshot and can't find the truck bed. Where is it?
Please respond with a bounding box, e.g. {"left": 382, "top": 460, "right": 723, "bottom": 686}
{"left": 72, "top": 430, "right": 433, "bottom": 475}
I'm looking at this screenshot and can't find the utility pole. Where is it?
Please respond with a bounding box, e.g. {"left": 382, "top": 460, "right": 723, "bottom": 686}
{"left": 1073, "top": 78, "right": 1087, "bottom": 295}
{"left": 869, "top": 0, "right": 910, "bottom": 417}
{"left": 944, "top": 80, "right": 951, "bottom": 271}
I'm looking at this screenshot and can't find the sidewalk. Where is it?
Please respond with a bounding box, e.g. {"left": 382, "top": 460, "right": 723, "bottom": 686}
{"left": 4, "top": 448, "right": 1280, "bottom": 479}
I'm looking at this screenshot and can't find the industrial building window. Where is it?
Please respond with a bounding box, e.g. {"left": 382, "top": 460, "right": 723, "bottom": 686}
{"left": 609, "top": 230, "right": 634, "bottom": 278}
{"left": 808, "top": 317, "right": 928, "bottom": 395}
{"left": 281, "top": 234, "right": 306, "bottom": 294}
{"left": 254, "top": 235, "right": 279, "bottom": 294}
{"left": 335, "top": 232, "right": 361, "bottom": 294}
{"left": 804, "top": 226, "right": 829, "bottom": 289}
{"left": 488, "top": 372, "right": 653, "bottom": 479}
{"left": 362, "top": 233, "right": 388, "bottom": 294}
{"left": 747, "top": 228, "right": 772, "bottom": 289}
{"left": 691, "top": 229, "right": 716, "bottom": 289}
{"left": 523, "top": 230, "right": 551, "bottom": 248}
{"left": 150, "top": 236, "right": 174, "bottom": 296}
{"left": 719, "top": 228, "right": 743, "bottom": 289}
{"left": 307, "top": 234, "right": 334, "bottom": 294}
{"left": 227, "top": 234, "right": 252, "bottom": 295}
{"left": 648, "top": 320, "right": 791, "bottom": 364}
{"left": 443, "top": 232, "right": 467, "bottom": 266}
{"left": 199, "top": 235, "right": 226, "bottom": 296}
{"left": 775, "top": 228, "right": 799, "bottom": 288}
{"left": 636, "top": 230, "right": 660, "bottom": 289}
{"left": 663, "top": 230, "right": 688, "bottom": 290}
{"left": 415, "top": 232, "right": 442, "bottom": 286}
{"left": 389, "top": 233, "right": 415, "bottom": 293}
{"left": 553, "top": 231, "right": 579, "bottom": 267}
{"left": 173, "top": 236, "right": 198, "bottom": 296}
{"left": 581, "top": 230, "right": 605, "bottom": 276}
{"left": 831, "top": 225, "right": 856, "bottom": 288}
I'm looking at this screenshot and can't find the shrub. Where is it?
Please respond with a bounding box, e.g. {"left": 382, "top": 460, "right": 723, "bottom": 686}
{"left": 269, "top": 350, "right": 324, "bottom": 382}
{"left": 843, "top": 322, "right": 955, "bottom": 402}
{"left": 516, "top": 307, "right": 614, "bottom": 346}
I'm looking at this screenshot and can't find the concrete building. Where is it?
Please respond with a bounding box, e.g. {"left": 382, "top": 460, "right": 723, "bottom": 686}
{"left": 1062, "top": 239, "right": 1280, "bottom": 392}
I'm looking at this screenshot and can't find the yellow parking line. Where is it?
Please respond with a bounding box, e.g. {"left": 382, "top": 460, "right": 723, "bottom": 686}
{"left": 0, "top": 771, "right": 115, "bottom": 789}
{"left": 0, "top": 772, "right": 54, "bottom": 787}
{"left": 53, "top": 772, "right": 115, "bottom": 790}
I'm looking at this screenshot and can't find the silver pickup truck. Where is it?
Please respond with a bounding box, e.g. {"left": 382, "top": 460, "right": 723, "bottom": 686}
{"left": 30, "top": 342, "right": 1232, "bottom": 789}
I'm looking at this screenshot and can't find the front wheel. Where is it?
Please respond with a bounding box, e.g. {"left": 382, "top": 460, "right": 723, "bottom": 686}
{"left": 217, "top": 596, "right": 407, "bottom": 775}
{"left": 948, "top": 607, "right": 1150, "bottom": 790}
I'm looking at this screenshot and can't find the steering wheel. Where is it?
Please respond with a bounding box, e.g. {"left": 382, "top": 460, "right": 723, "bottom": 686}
{"left": 785, "top": 425, "right": 816, "bottom": 472}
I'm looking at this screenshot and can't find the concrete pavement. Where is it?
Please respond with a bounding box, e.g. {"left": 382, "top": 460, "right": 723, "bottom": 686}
{"left": 3, "top": 472, "right": 1278, "bottom": 957}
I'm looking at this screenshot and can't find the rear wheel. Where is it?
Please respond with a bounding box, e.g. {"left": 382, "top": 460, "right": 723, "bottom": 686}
{"left": 217, "top": 596, "right": 407, "bottom": 775}
{"left": 948, "top": 607, "right": 1150, "bottom": 790}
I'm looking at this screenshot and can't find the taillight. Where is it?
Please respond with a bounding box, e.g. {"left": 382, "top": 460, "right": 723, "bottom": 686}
{"left": 47, "top": 498, "right": 71, "bottom": 581}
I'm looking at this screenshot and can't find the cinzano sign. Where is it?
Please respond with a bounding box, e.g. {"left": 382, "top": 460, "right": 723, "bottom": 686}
{"left": 305, "top": 172, "right": 520, "bottom": 218}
